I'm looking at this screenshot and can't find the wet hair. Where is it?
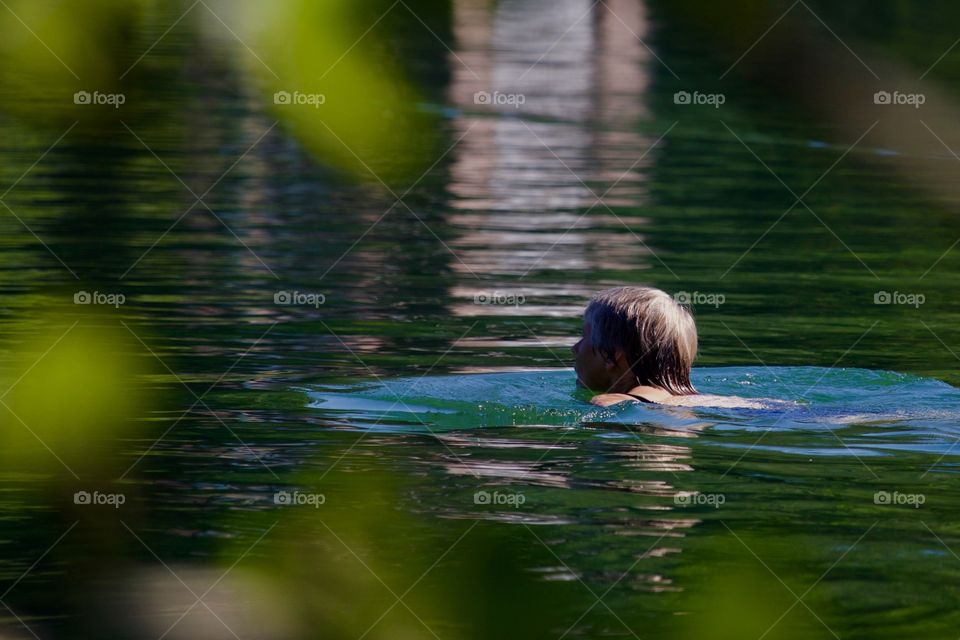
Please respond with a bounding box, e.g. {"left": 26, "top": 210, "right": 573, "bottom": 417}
{"left": 584, "top": 286, "right": 697, "bottom": 395}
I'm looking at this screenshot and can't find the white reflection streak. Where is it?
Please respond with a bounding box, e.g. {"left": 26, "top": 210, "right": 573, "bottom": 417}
{"left": 446, "top": 0, "right": 659, "bottom": 310}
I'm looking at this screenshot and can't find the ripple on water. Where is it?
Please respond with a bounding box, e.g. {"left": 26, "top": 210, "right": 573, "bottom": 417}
{"left": 306, "top": 367, "right": 960, "bottom": 459}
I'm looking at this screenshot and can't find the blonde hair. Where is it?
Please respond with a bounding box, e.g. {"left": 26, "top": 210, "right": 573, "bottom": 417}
{"left": 584, "top": 286, "right": 697, "bottom": 395}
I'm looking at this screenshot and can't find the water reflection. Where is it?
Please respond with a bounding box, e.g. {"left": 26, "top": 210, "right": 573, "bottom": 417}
{"left": 446, "top": 0, "right": 661, "bottom": 291}
{"left": 429, "top": 424, "right": 700, "bottom": 531}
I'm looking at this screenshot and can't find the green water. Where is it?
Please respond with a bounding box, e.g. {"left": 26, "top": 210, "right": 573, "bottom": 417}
{"left": 1, "top": 0, "right": 960, "bottom": 638}
{"left": 307, "top": 367, "right": 960, "bottom": 638}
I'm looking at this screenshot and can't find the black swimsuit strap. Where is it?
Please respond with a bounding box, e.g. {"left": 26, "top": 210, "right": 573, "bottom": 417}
{"left": 626, "top": 392, "right": 654, "bottom": 404}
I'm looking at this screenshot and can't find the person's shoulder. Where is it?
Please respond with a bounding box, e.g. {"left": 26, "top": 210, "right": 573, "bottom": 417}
{"left": 590, "top": 393, "right": 638, "bottom": 407}
{"left": 663, "top": 394, "right": 768, "bottom": 409}
{"left": 590, "top": 391, "right": 780, "bottom": 410}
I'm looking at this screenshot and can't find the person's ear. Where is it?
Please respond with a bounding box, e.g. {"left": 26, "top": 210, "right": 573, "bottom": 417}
{"left": 606, "top": 350, "right": 628, "bottom": 371}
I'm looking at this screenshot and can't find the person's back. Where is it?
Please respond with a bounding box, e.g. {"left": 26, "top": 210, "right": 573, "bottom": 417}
{"left": 572, "top": 286, "right": 761, "bottom": 409}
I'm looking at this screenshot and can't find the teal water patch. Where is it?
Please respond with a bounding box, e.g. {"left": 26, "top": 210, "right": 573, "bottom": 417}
{"left": 306, "top": 367, "right": 960, "bottom": 439}
{"left": 306, "top": 370, "right": 606, "bottom": 431}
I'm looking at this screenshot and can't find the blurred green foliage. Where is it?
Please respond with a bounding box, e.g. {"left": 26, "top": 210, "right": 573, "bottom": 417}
{"left": 0, "top": 1, "right": 957, "bottom": 638}
{"left": 240, "top": 0, "right": 442, "bottom": 185}
{"left": 0, "top": 313, "right": 148, "bottom": 477}
{"left": 0, "top": 0, "right": 443, "bottom": 183}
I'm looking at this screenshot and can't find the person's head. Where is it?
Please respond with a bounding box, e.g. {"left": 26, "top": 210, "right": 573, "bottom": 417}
{"left": 571, "top": 286, "right": 697, "bottom": 395}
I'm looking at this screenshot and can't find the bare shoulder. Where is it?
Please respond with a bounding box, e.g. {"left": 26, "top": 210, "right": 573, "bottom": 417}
{"left": 589, "top": 392, "right": 784, "bottom": 410}
{"left": 661, "top": 394, "right": 769, "bottom": 409}
{"left": 590, "top": 393, "right": 637, "bottom": 407}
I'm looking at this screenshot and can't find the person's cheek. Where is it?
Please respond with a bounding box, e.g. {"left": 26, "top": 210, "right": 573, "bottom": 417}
{"left": 582, "top": 357, "right": 597, "bottom": 388}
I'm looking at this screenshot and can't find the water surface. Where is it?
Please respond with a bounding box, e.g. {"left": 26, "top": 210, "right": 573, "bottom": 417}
{"left": 2, "top": 0, "right": 960, "bottom": 638}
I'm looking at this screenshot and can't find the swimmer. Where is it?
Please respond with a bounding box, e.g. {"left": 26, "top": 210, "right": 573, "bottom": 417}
{"left": 572, "top": 286, "right": 764, "bottom": 409}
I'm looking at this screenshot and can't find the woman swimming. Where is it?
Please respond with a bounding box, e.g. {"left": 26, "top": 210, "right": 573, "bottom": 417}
{"left": 572, "top": 286, "right": 763, "bottom": 409}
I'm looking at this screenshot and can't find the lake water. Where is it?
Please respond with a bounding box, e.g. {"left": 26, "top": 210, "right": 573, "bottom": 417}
{"left": 1, "top": 0, "right": 960, "bottom": 638}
